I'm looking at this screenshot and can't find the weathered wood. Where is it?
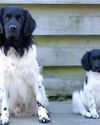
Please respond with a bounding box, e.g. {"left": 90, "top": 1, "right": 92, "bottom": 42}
{"left": 20, "top": 5, "right": 100, "bottom": 17}
{"left": 33, "top": 16, "right": 100, "bottom": 35}
{"left": 44, "top": 78, "right": 83, "bottom": 96}
{"left": 37, "top": 36, "right": 100, "bottom": 66}
{"left": 1, "top": 0, "right": 100, "bottom": 4}
{"left": 36, "top": 36, "right": 100, "bottom": 48}
{"left": 43, "top": 66, "right": 84, "bottom": 96}
{"left": 43, "top": 66, "right": 83, "bottom": 79}
{"left": 27, "top": 5, "right": 100, "bottom": 35}
{"left": 37, "top": 47, "right": 99, "bottom": 66}
{"left": 36, "top": 37, "right": 100, "bottom": 67}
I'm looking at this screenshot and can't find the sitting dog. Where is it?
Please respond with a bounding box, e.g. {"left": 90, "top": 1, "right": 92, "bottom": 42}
{"left": 72, "top": 49, "right": 100, "bottom": 119}
{"left": 0, "top": 6, "right": 50, "bottom": 125}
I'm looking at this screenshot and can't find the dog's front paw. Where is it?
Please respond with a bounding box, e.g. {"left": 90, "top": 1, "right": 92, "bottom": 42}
{"left": 91, "top": 111, "right": 99, "bottom": 119}
{"left": 39, "top": 116, "right": 50, "bottom": 123}
{"left": 85, "top": 112, "right": 92, "bottom": 118}
{"left": 0, "top": 115, "right": 9, "bottom": 125}
{"left": 38, "top": 107, "right": 50, "bottom": 123}
{"left": 85, "top": 111, "right": 99, "bottom": 119}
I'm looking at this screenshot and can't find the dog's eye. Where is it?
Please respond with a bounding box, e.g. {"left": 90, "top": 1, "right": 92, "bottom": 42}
{"left": 5, "top": 15, "right": 11, "bottom": 21}
{"left": 92, "top": 57, "right": 96, "bottom": 60}
{"left": 16, "top": 15, "right": 23, "bottom": 22}
{"left": 97, "top": 56, "right": 100, "bottom": 60}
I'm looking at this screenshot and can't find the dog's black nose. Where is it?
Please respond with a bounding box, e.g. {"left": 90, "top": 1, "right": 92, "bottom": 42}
{"left": 9, "top": 25, "right": 17, "bottom": 31}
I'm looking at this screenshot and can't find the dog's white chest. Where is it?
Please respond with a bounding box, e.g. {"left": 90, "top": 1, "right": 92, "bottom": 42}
{"left": 93, "top": 82, "right": 100, "bottom": 101}
{"left": 3, "top": 56, "right": 31, "bottom": 101}
{"left": 0, "top": 46, "right": 38, "bottom": 106}
{"left": 88, "top": 71, "right": 100, "bottom": 92}
{"left": 87, "top": 71, "right": 100, "bottom": 105}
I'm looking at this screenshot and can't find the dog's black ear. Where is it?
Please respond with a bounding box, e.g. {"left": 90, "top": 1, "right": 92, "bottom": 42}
{"left": 81, "top": 51, "right": 91, "bottom": 71}
{"left": 0, "top": 8, "right": 4, "bottom": 34}
{"left": 23, "top": 10, "right": 36, "bottom": 36}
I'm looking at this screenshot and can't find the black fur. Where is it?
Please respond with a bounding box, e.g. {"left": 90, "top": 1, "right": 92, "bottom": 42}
{"left": 81, "top": 51, "right": 91, "bottom": 71}
{"left": 85, "top": 76, "right": 88, "bottom": 84}
{"left": 81, "top": 49, "right": 100, "bottom": 72}
{"left": 37, "top": 101, "right": 45, "bottom": 108}
{"left": 0, "top": 6, "right": 36, "bottom": 57}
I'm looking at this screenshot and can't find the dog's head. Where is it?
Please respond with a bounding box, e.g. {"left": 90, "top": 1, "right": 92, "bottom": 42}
{"left": 81, "top": 49, "right": 100, "bottom": 72}
{"left": 0, "top": 6, "right": 36, "bottom": 41}
{"left": 0, "top": 6, "right": 36, "bottom": 56}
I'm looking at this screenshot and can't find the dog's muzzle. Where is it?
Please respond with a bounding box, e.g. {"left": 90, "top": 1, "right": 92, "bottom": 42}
{"left": 9, "top": 25, "right": 17, "bottom": 31}
{"left": 93, "top": 65, "right": 100, "bottom": 72}
{"left": 6, "top": 24, "right": 19, "bottom": 40}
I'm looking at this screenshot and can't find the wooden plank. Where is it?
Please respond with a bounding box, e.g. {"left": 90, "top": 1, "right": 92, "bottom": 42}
{"left": 23, "top": 5, "right": 100, "bottom": 20}
{"left": 36, "top": 36, "right": 100, "bottom": 66}
{"left": 33, "top": 16, "right": 100, "bottom": 35}
{"left": 37, "top": 47, "right": 100, "bottom": 66}
{"left": 36, "top": 36, "right": 100, "bottom": 48}
{"left": 17, "top": 5, "right": 100, "bottom": 17}
{"left": 1, "top": 0, "right": 100, "bottom": 4}
{"left": 43, "top": 66, "right": 83, "bottom": 79}
{"left": 44, "top": 78, "right": 83, "bottom": 96}
{"left": 43, "top": 66, "right": 84, "bottom": 96}
{"left": 25, "top": 5, "right": 100, "bottom": 35}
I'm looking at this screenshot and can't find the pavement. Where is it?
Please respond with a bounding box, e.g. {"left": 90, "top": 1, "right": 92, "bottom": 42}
{"left": 10, "top": 100, "right": 100, "bottom": 125}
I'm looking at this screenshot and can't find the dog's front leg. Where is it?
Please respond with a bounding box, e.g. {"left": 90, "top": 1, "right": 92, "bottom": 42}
{"left": 85, "top": 87, "right": 99, "bottom": 119}
{"left": 0, "top": 87, "right": 9, "bottom": 125}
{"left": 36, "top": 101, "right": 50, "bottom": 123}
{"left": 34, "top": 77, "right": 50, "bottom": 123}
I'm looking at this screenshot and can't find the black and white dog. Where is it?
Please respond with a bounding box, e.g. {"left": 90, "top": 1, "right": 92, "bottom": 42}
{"left": 0, "top": 6, "right": 50, "bottom": 125}
{"left": 72, "top": 49, "right": 100, "bottom": 119}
